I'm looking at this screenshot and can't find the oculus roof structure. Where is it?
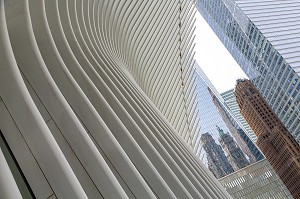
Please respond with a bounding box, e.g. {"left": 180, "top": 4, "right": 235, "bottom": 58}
{"left": 0, "top": 0, "right": 231, "bottom": 198}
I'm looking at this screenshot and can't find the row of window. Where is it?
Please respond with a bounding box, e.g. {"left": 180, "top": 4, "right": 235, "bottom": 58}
{"left": 199, "top": 0, "right": 300, "bottom": 142}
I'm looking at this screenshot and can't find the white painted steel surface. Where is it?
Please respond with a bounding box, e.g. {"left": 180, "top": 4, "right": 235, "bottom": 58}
{"left": 0, "top": 147, "right": 23, "bottom": 199}
{"left": 0, "top": 0, "right": 231, "bottom": 198}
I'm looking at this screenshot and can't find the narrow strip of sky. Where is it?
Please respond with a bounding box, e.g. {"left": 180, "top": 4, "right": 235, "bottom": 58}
{"left": 194, "top": 11, "right": 247, "bottom": 93}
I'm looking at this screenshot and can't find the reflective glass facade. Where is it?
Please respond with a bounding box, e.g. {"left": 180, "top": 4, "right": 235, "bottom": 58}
{"left": 194, "top": 63, "right": 239, "bottom": 158}
{"left": 196, "top": 0, "right": 300, "bottom": 142}
{"left": 212, "top": 92, "right": 264, "bottom": 162}
{"left": 195, "top": 66, "right": 232, "bottom": 153}
{"left": 194, "top": 63, "right": 262, "bottom": 169}
{"left": 221, "top": 89, "right": 257, "bottom": 142}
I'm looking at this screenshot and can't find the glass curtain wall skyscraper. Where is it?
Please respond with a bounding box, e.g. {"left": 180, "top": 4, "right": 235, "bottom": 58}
{"left": 194, "top": 63, "right": 234, "bottom": 157}
{"left": 196, "top": 0, "right": 300, "bottom": 142}
{"left": 193, "top": 63, "right": 262, "bottom": 171}
{"left": 212, "top": 92, "right": 264, "bottom": 162}
{"left": 221, "top": 89, "right": 257, "bottom": 143}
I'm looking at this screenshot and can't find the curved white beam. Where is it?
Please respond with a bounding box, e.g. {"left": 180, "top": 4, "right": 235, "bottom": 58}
{"left": 0, "top": 0, "right": 232, "bottom": 198}
{"left": 0, "top": 1, "right": 88, "bottom": 198}
{"left": 0, "top": 147, "right": 23, "bottom": 199}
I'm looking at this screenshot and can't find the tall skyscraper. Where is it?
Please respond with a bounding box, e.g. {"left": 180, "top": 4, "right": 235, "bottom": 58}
{"left": 196, "top": 0, "right": 300, "bottom": 142}
{"left": 219, "top": 159, "right": 293, "bottom": 199}
{"left": 194, "top": 64, "right": 263, "bottom": 167}
{"left": 194, "top": 63, "right": 237, "bottom": 157}
{"left": 217, "top": 126, "right": 250, "bottom": 170}
{"left": 212, "top": 92, "right": 264, "bottom": 162}
{"left": 235, "top": 79, "right": 300, "bottom": 198}
{"left": 191, "top": 63, "right": 262, "bottom": 181}
{"left": 221, "top": 89, "right": 257, "bottom": 143}
{"left": 0, "top": 0, "right": 232, "bottom": 198}
{"left": 201, "top": 133, "right": 234, "bottom": 179}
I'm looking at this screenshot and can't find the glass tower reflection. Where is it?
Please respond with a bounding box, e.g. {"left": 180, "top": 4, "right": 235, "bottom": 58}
{"left": 194, "top": 63, "right": 262, "bottom": 174}
{"left": 196, "top": 0, "right": 300, "bottom": 142}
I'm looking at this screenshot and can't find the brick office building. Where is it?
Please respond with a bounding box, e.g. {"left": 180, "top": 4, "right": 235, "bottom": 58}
{"left": 235, "top": 79, "right": 300, "bottom": 198}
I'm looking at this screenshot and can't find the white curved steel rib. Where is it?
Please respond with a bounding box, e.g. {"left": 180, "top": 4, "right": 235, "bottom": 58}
{"left": 0, "top": 147, "right": 23, "bottom": 199}
{"left": 71, "top": 1, "right": 199, "bottom": 198}
{"left": 36, "top": 0, "right": 157, "bottom": 198}
{"left": 48, "top": 1, "right": 175, "bottom": 198}
{"left": 0, "top": 0, "right": 233, "bottom": 198}
{"left": 0, "top": 1, "right": 88, "bottom": 198}
{"left": 5, "top": 0, "right": 129, "bottom": 198}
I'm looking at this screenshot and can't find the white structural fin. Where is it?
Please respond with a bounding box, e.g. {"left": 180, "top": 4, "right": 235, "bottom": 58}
{"left": 0, "top": 0, "right": 232, "bottom": 198}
